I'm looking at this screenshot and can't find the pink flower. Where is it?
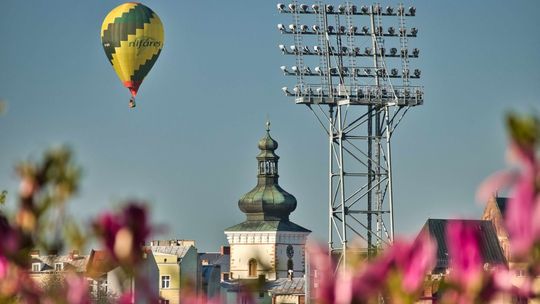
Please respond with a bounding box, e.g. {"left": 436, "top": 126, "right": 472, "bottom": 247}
{"left": 0, "top": 255, "right": 8, "bottom": 279}
{"left": 65, "top": 273, "right": 90, "bottom": 304}
{"left": 306, "top": 243, "right": 336, "bottom": 304}
{"left": 93, "top": 202, "right": 152, "bottom": 266}
{"left": 446, "top": 220, "right": 483, "bottom": 287}
{"left": 394, "top": 233, "right": 436, "bottom": 292}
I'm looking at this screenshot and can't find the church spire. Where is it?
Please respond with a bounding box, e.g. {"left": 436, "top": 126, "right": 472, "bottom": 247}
{"left": 238, "top": 123, "right": 297, "bottom": 221}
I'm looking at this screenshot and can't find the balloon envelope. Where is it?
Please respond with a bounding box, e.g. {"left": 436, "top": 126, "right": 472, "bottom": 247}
{"left": 101, "top": 2, "right": 164, "bottom": 98}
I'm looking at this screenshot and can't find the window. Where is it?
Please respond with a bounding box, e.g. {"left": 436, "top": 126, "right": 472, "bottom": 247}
{"left": 161, "top": 275, "right": 171, "bottom": 289}
{"left": 32, "top": 263, "right": 41, "bottom": 272}
{"left": 248, "top": 259, "right": 257, "bottom": 277}
{"left": 55, "top": 263, "right": 63, "bottom": 271}
{"left": 158, "top": 300, "right": 169, "bottom": 304}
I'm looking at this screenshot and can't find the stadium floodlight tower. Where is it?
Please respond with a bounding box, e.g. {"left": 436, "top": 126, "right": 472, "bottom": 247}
{"left": 277, "top": 1, "right": 423, "bottom": 267}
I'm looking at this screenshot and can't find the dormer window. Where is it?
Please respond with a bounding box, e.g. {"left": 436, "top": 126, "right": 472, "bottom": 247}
{"left": 32, "top": 263, "right": 41, "bottom": 272}
{"left": 55, "top": 263, "right": 63, "bottom": 271}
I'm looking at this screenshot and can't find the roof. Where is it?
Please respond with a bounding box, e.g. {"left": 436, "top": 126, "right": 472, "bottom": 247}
{"left": 32, "top": 254, "right": 88, "bottom": 273}
{"left": 267, "top": 278, "right": 305, "bottom": 295}
{"left": 151, "top": 245, "right": 191, "bottom": 258}
{"left": 225, "top": 220, "right": 311, "bottom": 233}
{"left": 220, "top": 277, "right": 306, "bottom": 295}
{"left": 421, "top": 219, "right": 507, "bottom": 270}
{"left": 494, "top": 197, "right": 508, "bottom": 215}
{"left": 86, "top": 250, "right": 117, "bottom": 279}
{"left": 199, "top": 252, "right": 230, "bottom": 272}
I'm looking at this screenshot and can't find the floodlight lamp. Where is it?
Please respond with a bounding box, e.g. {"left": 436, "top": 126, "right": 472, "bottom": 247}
{"left": 312, "top": 25, "right": 320, "bottom": 33}
{"left": 361, "top": 26, "right": 369, "bottom": 34}
{"left": 397, "top": 6, "right": 404, "bottom": 16}
{"left": 349, "top": 5, "right": 357, "bottom": 13}
{"left": 290, "top": 45, "right": 297, "bottom": 53}
{"left": 364, "top": 68, "right": 371, "bottom": 75}
{"left": 330, "top": 67, "right": 337, "bottom": 75}
{"left": 316, "top": 87, "right": 323, "bottom": 95}
{"left": 326, "top": 5, "right": 334, "bottom": 13}
{"left": 282, "top": 87, "right": 290, "bottom": 95}
{"left": 338, "top": 5, "right": 346, "bottom": 13}
{"left": 386, "top": 7, "right": 393, "bottom": 14}
{"left": 390, "top": 48, "right": 397, "bottom": 55}
{"left": 400, "top": 28, "right": 406, "bottom": 36}
{"left": 409, "top": 7, "right": 416, "bottom": 16}
{"left": 293, "top": 86, "right": 300, "bottom": 93}
{"left": 350, "top": 26, "right": 357, "bottom": 34}
{"left": 401, "top": 48, "right": 408, "bottom": 56}
{"left": 403, "top": 89, "right": 410, "bottom": 96}
{"left": 341, "top": 67, "right": 349, "bottom": 74}
{"left": 315, "top": 66, "right": 322, "bottom": 74}
{"left": 388, "top": 27, "right": 395, "bottom": 35}
{"left": 402, "top": 69, "right": 409, "bottom": 76}
{"left": 300, "top": 4, "right": 308, "bottom": 12}
{"left": 355, "top": 88, "right": 363, "bottom": 97}
{"left": 277, "top": 24, "right": 286, "bottom": 31}
{"left": 291, "top": 66, "right": 299, "bottom": 74}
{"left": 360, "top": 6, "right": 369, "bottom": 14}
{"left": 278, "top": 44, "right": 287, "bottom": 53}
{"left": 412, "top": 48, "right": 420, "bottom": 57}
{"left": 353, "top": 47, "right": 360, "bottom": 55}
{"left": 280, "top": 65, "right": 288, "bottom": 73}
{"left": 373, "top": 5, "right": 381, "bottom": 14}
{"left": 288, "top": 3, "right": 296, "bottom": 11}
{"left": 304, "top": 67, "right": 311, "bottom": 74}
{"left": 312, "top": 4, "right": 319, "bottom": 13}
{"left": 277, "top": 3, "right": 285, "bottom": 11}
{"left": 411, "top": 28, "right": 418, "bottom": 36}
{"left": 391, "top": 68, "right": 398, "bottom": 76}
{"left": 314, "top": 46, "right": 321, "bottom": 54}
{"left": 302, "top": 46, "right": 310, "bottom": 54}
{"left": 338, "top": 26, "right": 346, "bottom": 33}
{"left": 327, "top": 26, "right": 334, "bottom": 33}
{"left": 376, "top": 26, "right": 383, "bottom": 35}
{"left": 300, "top": 24, "right": 308, "bottom": 32}
{"left": 414, "top": 69, "right": 421, "bottom": 77}
{"left": 341, "top": 46, "right": 348, "bottom": 54}
{"left": 288, "top": 24, "right": 296, "bottom": 32}
{"left": 365, "top": 47, "right": 372, "bottom": 55}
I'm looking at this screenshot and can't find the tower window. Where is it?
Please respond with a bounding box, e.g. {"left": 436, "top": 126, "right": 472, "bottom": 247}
{"left": 248, "top": 259, "right": 257, "bottom": 277}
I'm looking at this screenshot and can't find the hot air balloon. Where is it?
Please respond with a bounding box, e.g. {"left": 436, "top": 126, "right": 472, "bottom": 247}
{"left": 101, "top": 2, "right": 164, "bottom": 108}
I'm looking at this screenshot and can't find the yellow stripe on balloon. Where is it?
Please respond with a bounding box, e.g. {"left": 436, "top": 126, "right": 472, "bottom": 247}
{"left": 110, "top": 15, "right": 164, "bottom": 83}
{"left": 100, "top": 2, "right": 138, "bottom": 37}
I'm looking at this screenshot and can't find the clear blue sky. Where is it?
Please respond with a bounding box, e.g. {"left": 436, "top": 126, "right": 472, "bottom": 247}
{"left": 1, "top": 1, "right": 539, "bottom": 251}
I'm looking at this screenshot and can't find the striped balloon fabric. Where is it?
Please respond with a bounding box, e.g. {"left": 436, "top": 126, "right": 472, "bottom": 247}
{"left": 101, "top": 2, "right": 164, "bottom": 107}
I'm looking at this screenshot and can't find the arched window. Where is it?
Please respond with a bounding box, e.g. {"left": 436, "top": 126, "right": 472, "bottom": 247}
{"left": 248, "top": 259, "right": 257, "bottom": 277}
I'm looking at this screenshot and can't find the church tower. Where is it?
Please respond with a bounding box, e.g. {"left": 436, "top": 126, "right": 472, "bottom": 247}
{"left": 224, "top": 122, "right": 311, "bottom": 281}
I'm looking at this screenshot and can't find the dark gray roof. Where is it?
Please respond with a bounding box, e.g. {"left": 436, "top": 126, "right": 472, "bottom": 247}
{"left": 495, "top": 197, "right": 508, "bottom": 215}
{"left": 267, "top": 278, "right": 305, "bottom": 295}
{"left": 421, "top": 219, "right": 507, "bottom": 270}
{"left": 151, "top": 245, "right": 191, "bottom": 258}
{"left": 220, "top": 277, "right": 305, "bottom": 295}
{"left": 225, "top": 220, "right": 311, "bottom": 233}
{"left": 199, "top": 252, "right": 230, "bottom": 272}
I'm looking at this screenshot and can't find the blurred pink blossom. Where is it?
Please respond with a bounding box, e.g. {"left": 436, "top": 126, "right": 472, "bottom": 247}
{"left": 394, "top": 233, "right": 436, "bottom": 292}
{"left": 446, "top": 220, "right": 483, "bottom": 288}
{"left": 93, "top": 202, "right": 151, "bottom": 266}
{"left": 65, "top": 273, "right": 91, "bottom": 304}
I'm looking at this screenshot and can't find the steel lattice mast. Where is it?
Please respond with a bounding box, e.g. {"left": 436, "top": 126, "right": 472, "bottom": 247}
{"left": 277, "top": 1, "right": 423, "bottom": 267}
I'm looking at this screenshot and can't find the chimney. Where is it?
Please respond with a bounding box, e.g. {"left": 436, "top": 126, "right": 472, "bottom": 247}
{"left": 220, "top": 246, "right": 230, "bottom": 255}
{"left": 30, "top": 250, "right": 40, "bottom": 258}
{"left": 69, "top": 250, "right": 79, "bottom": 260}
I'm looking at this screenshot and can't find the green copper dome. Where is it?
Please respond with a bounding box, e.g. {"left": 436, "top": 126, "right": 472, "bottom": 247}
{"left": 238, "top": 122, "right": 297, "bottom": 221}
